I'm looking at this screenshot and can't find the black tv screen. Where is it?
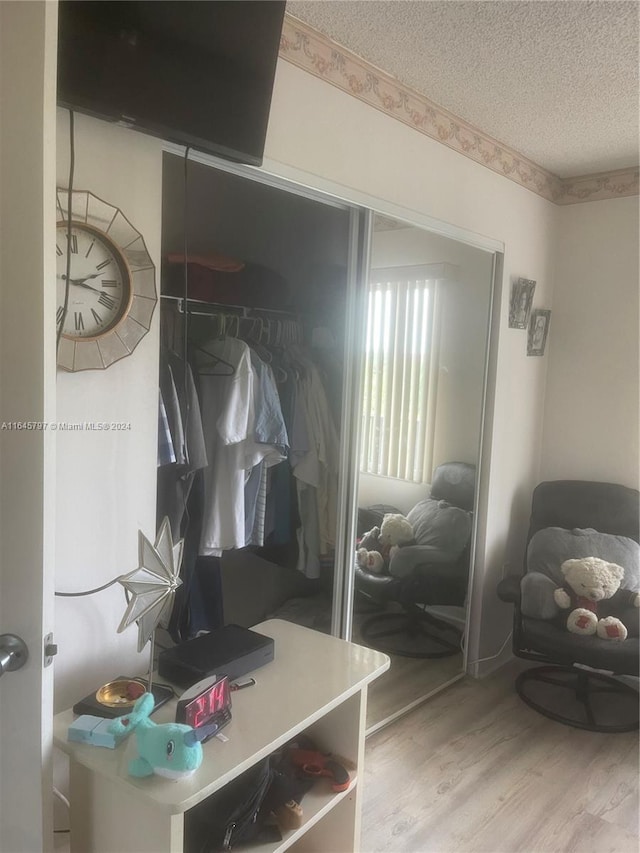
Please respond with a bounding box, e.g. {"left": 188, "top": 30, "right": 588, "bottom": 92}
{"left": 57, "top": 0, "right": 286, "bottom": 166}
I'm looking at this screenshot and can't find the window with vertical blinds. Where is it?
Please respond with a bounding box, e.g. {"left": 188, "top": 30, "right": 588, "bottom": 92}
{"left": 360, "top": 269, "right": 438, "bottom": 483}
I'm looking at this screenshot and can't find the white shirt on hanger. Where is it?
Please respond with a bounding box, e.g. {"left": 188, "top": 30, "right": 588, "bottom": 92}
{"left": 197, "top": 337, "right": 288, "bottom": 556}
{"left": 197, "top": 337, "right": 255, "bottom": 556}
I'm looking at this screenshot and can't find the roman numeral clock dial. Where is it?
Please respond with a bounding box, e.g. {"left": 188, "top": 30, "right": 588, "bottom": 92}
{"left": 56, "top": 190, "right": 157, "bottom": 372}
{"left": 56, "top": 226, "right": 126, "bottom": 336}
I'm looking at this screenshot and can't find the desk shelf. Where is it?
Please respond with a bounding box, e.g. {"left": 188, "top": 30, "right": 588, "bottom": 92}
{"left": 54, "top": 620, "right": 389, "bottom": 853}
{"left": 235, "top": 778, "right": 357, "bottom": 853}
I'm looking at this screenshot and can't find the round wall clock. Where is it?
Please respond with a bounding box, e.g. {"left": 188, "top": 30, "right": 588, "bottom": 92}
{"left": 56, "top": 188, "right": 157, "bottom": 372}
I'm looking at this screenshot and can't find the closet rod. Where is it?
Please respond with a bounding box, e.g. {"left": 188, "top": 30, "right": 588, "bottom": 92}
{"left": 160, "top": 294, "right": 299, "bottom": 319}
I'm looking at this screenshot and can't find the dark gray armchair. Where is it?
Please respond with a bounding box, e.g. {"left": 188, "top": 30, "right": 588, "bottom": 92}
{"left": 498, "top": 479, "right": 639, "bottom": 732}
{"left": 355, "top": 462, "right": 475, "bottom": 658}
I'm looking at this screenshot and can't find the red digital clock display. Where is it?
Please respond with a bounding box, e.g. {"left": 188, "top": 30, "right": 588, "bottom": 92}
{"left": 176, "top": 676, "right": 232, "bottom": 730}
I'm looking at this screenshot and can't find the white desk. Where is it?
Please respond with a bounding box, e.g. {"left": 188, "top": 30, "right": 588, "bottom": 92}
{"left": 53, "top": 620, "right": 389, "bottom": 853}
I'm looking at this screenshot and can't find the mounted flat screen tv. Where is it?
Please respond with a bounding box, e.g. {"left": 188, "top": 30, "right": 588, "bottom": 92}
{"left": 57, "top": 0, "right": 286, "bottom": 166}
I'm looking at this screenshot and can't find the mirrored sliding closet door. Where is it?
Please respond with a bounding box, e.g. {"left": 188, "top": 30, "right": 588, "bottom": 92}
{"left": 156, "top": 149, "right": 497, "bottom": 737}
{"left": 351, "top": 213, "right": 495, "bottom": 733}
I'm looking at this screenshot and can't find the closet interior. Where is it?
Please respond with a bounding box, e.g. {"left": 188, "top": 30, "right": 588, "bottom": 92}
{"left": 157, "top": 152, "right": 356, "bottom": 649}
{"left": 156, "top": 151, "right": 496, "bottom": 734}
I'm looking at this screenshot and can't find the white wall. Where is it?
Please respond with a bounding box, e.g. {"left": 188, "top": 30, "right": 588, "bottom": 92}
{"left": 0, "top": 3, "right": 58, "bottom": 849}
{"left": 52, "top": 56, "right": 635, "bottom": 688}
{"left": 542, "top": 196, "right": 639, "bottom": 489}
{"left": 265, "top": 61, "right": 558, "bottom": 670}
{"left": 54, "top": 113, "right": 162, "bottom": 713}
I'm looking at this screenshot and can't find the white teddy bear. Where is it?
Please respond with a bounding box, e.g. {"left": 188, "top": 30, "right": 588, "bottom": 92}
{"left": 378, "top": 513, "right": 415, "bottom": 561}
{"left": 355, "top": 513, "right": 414, "bottom": 575}
{"left": 554, "top": 557, "right": 640, "bottom": 641}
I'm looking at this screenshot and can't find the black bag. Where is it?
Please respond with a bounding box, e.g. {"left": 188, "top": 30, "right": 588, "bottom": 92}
{"left": 185, "top": 758, "right": 280, "bottom": 852}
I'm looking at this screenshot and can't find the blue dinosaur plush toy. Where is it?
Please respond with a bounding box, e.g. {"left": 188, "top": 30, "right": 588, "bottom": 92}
{"left": 109, "top": 693, "right": 204, "bottom": 780}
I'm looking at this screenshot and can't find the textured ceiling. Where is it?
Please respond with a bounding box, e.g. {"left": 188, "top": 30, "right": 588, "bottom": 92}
{"left": 286, "top": 0, "right": 639, "bottom": 178}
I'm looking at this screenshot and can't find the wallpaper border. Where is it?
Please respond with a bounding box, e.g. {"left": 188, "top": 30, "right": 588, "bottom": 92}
{"left": 280, "top": 16, "right": 639, "bottom": 206}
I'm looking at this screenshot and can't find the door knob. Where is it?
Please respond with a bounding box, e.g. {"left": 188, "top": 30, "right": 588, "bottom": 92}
{"left": 0, "top": 634, "right": 28, "bottom": 676}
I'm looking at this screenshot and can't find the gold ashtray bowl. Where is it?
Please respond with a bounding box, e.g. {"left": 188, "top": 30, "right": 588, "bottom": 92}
{"left": 96, "top": 679, "right": 146, "bottom": 708}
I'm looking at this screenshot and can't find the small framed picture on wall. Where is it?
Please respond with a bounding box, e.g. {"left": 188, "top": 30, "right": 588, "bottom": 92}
{"left": 527, "top": 309, "right": 551, "bottom": 356}
{"left": 509, "top": 277, "right": 536, "bottom": 329}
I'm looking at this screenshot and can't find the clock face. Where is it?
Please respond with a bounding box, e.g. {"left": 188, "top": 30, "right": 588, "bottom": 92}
{"left": 183, "top": 678, "right": 231, "bottom": 729}
{"left": 56, "top": 222, "right": 132, "bottom": 340}
{"left": 55, "top": 189, "right": 157, "bottom": 372}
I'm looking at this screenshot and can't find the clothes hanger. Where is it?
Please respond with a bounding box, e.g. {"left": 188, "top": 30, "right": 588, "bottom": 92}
{"left": 188, "top": 312, "right": 235, "bottom": 376}
{"left": 192, "top": 341, "right": 235, "bottom": 376}
{"left": 261, "top": 317, "right": 270, "bottom": 346}
{"left": 249, "top": 318, "right": 275, "bottom": 365}
{"left": 253, "top": 317, "right": 264, "bottom": 345}
{"left": 226, "top": 314, "right": 240, "bottom": 339}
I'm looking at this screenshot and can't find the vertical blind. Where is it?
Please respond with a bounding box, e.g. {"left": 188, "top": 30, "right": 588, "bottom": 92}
{"left": 360, "top": 273, "right": 437, "bottom": 483}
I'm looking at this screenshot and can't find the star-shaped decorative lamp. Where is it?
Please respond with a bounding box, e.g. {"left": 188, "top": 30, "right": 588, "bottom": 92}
{"left": 117, "top": 517, "right": 183, "bottom": 691}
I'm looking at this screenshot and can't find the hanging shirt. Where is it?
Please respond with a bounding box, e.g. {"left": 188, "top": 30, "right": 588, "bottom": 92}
{"left": 157, "top": 352, "right": 208, "bottom": 540}
{"left": 293, "top": 362, "right": 340, "bottom": 555}
{"left": 196, "top": 338, "right": 289, "bottom": 555}
{"left": 306, "top": 363, "right": 340, "bottom": 553}
{"left": 196, "top": 337, "right": 255, "bottom": 556}
{"left": 161, "top": 362, "right": 186, "bottom": 465}
{"left": 251, "top": 356, "right": 289, "bottom": 450}
{"left": 167, "top": 350, "right": 208, "bottom": 474}
{"left": 245, "top": 353, "right": 289, "bottom": 545}
{"left": 157, "top": 390, "right": 176, "bottom": 467}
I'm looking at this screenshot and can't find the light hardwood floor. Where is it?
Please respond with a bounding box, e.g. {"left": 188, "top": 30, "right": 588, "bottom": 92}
{"left": 54, "top": 660, "right": 638, "bottom": 853}
{"left": 361, "top": 661, "right": 639, "bottom": 853}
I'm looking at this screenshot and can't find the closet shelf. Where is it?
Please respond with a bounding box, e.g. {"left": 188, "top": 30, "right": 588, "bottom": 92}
{"left": 246, "top": 778, "right": 357, "bottom": 853}
{"left": 161, "top": 293, "right": 300, "bottom": 318}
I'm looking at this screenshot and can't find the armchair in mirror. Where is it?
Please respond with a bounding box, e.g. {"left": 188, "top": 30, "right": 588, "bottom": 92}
{"left": 355, "top": 461, "right": 475, "bottom": 657}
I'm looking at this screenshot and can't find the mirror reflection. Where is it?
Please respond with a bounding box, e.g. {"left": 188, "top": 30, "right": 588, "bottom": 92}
{"left": 352, "top": 214, "right": 494, "bottom": 732}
